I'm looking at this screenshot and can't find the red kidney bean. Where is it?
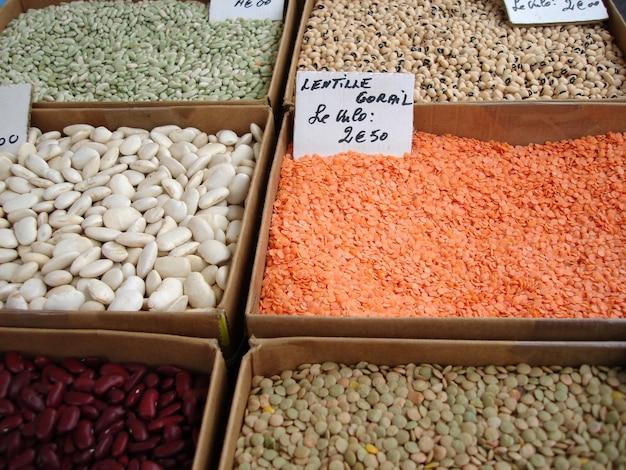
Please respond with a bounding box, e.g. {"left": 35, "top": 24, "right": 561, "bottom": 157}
{"left": 80, "top": 405, "right": 100, "bottom": 420}
{"left": 118, "top": 454, "right": 129, "bottom": 467}
{"left": 20, "top": 386, "right": 46, "bottom": 412}
{"left": 127, "top": 416, "right": 149, "bottom": 442}
{"left": 37, "top": 442, "right": 61, "bottom": 470}
{"left": 124, "top": 383, "right": 146, "bottom": 410}
{"left": 0, "top": 369, "right": 10, "bottom": 398}
{"left": 152, "top": 439, "right": 186, "bottom": 459}
{"left": 8, "top": 370, "right": 30, "bottom": 399}
{"left": 174, "top": 371, "right": 192, "bottom": 398}
{"left": 123, "top": 367, "right": 147, "bottom": 393}
{"left": 100, "top": 363, "right": 129, "bottom": 379}
{"left": 95, "top": 405, "right": 126, "bottom": 435}
{"left": 35, "top": 407, "right": 58, "bottom": 442}
{"left": 61, "top": 357, "right": 86, "bottom": 375}
{"left": 111, "top": 431, "right": 129, "bottom": 458}
{"left": 4, "top": 351, "right": 25, "bottom": 374}
{"left": 83, "top": 356, "right": 104, "bottom": 369}
{"left": 93, "top": 398, "right": 107, "bottom": 412}
{"left": 57, "top": 405, "right": 81, "bottom": 433}
{"left": 20, "top": 407, "right": 36, "bottom": 423}
{"left": 2, "top": 429, "right": 22, "bottom": 461}
{"left": 92, "top": 459, "right": 125, "bottom": 470}
{"left": 127, "top": 436, "right": 160, "bottom": 454}
{"left": 46, "top": 381, "right": 65, "bottom": 408}
{"left": 73, "top": 419, "right": 95, "bottom": 449}
{"left": 30, "top": 380, "right": 52, "bottom": 396}
{"left": 72, "top": 377, "right": 95, "bottom": 393}
{"left": 182, "top": 391, "right": 199, "bottom": 426}
{"left": 94, "top": 431, "right": 114, "bottom": 461}
{"left": 128, "top": 459, "right": 141, "bottom": 470}
{"left": 147, "top": 415, "right": 184, "bottom": 433}
{"left": 102, "top": 419, "right": 125, "bottom": 437}
{"left": 0, "top": 397, "right": 16, "bottom": 415}
{"left": 162, "top": 424, "right": 182, "bottom": 443}
{"left": 61, "top": 454, "right": 73, "bottom": 470}
{"left": 141, "top": 461, "right": 166, "bottom": 470}
{"left": 156, "top": 365, "right": 182, "bottom": 377}
{"left": 95, "top": 374, "right": 125, "bottom": 396}
{"left": 157, "top": 402, "right": 182, "bottom": 419}
{"left": 64, "top": 390, "right": 95, "bottom": 406}
{"left": 156, "top": 390, "right": 176, "bottom": 410}
{"left": 44, "top": 364, "right": 74, "bottom": 386}
{"left": 33, "top": 354, "right": 52, "bottom": 369}
{"left": 73, "top": 447, "right": 95, "bottom": 465}
{"left": 106, "top": 388, "right": 125, "bottom": 405}
{"left": 143, "top": 373, "right": 160, "bottom": 389}
{"left": 159, "top": 377, "right": 174, "bottom": 393}
{"left": 7, "top": 447, "right": 35, "bottom": 470}
{"left": 78, "top": 368, "right": 97, "bottom": 380}
{"left": 138, "top": 388, "right": 159, "bottom": 421}
{"left": 22, "top": 420, "right": 36, "bottom": 439}
{"left": 0, "top": 414, "right": 23, "bottom": 433}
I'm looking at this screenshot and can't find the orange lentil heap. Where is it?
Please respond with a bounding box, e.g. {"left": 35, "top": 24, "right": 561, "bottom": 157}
{"left": 260, "top": 132, "right": 626, "bottom": 319}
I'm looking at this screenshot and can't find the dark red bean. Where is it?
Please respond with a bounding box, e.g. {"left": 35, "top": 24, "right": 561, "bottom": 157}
{"left": 71, "top": 377, "right": 95, "bottom": 393}
{"left": 0, "top": 397, "right": 16, "bottom": 415}
{"left": 20, "top": 386, "right": 46, "bottom": 412}
{"left": 22, "top": 420, "right": 36, "bottom": 437}
{"left": 20, "top": 407, "right": 36, "bottom": 423}
{"left": 102, "top": 419, "right": 125, "bottom": 437}
{"left": 155, "top": 365, "right": 182, "bottom": 377}
{"left": 73, "top": 419, "right": 95, "bottom": 449}
{"left": 142, "top": 373, "right": 159, "bottom": 389}
{"left": 156, "top": 390, "right": 176, "bottom": 410}
{"left": 174, "top": 371, "right": 192, "bottom": 398}
{"left": 78, "top": 369, "right": 97, "bottom": 380}
{"left": 83, "top": 356, "right": 104, "bottom": 369}
{"left": 57, "top": 405, "right": 81, "bottom": 433}
{"left": 8, "top": 370, "right": 30, "bottom": 399}
{"left": 118, "top": 454, "right": 129, "bottom": 467}
{"left": 138, "top": 388, "right": 158, "bottom": 421}
{"left": 182, "top": 391, "right": 199, "bottom": 426}
{"left": 127, "top": 416, "right": 149, "bottom": 442}
{"left": 73, "top": 447, "right": 94, "bottom": 465}
{"left": 127, "top": 436, "right": 160, "bottom": 454}
{"left": 152, "top": 440, "right": 186, "bottom": 459}
{"left": 141, "top": 461, "right": 166, "bottom": 470}
{"left": 33, "top": 355, "right": 52, "bottom": 369}
{"left": 0, "top": 369, "right": 10, "bottom": 398}
{"left": 95, "top": 374, "right": 125, "bottom": 396}
{"left": 106, "top": 388, "right": 125, "bottom": 405}
{"left": 36, "top": 442, "right": 61, "bottom": 470}
{"left": 157, "top": 402, "right": 182, "bottom": 419}
{"left": 155, "top": 458, "right": 177, "bottom": 469}
{"left": 111, "top": 431, "right": 129, "bottom": 458}
{"left": 1, "top": 430, "right": 22, "bottom": 461}
{"left": 100, "top": 363, "right": 129, "bottom": 379}
{"left": 0, "top": 414, "right": 23, "bottom": 433}
{"left": 128, "top": 459, "right": 141, "bottom": 470}
{"left": 35, "top": 407, "right": 58, "bottom": 442}
{"left": 44, "top": 364, "right": 74, "bottom": 386}
{"left": 64, "top": 390, "right": 95, "bottom": 406}
{"left": 94, "top": 431, "right": 114, "bottom": 460}
{"left": 93, "top": 398, "right": 107, "bottom": 412}
{"left": 46, "top": 381, "right": 65, "bottom": 408}
{"left": 123, "top": 367, "right": 147, "bottom": 393}
{"left": 29, "top": 381, "right": 52, "bottom": 396}
{"left": 61, "top": 357, "right": 85, "bottom": 375}
{"left": 7, "top": 447, "right": 35, "bottom": 470}
{"left": 4, "top": 352, "right": 25, "bottom": 373}
{"left": 124, "top": 383, "right": 146, "bottom": 409}
{"left": 92, "top": 459, "right": 125, "bottom": 470}
{"left": 63, "top": 434, "right": 75, "bottom": 455}
{"left": 80, "top": 405, "right": 100, "bottom": 420}
{"left": 95, "top": 405, "right": 126, "bottom": 435}
{"left": 162, "top": 424, "right": 182, "bottom": 443}
{"left": 159, "top": 377, "right": 174, "bottom": 393}
{"left": 147, "top": 415, "right": 184, "bottom": 433}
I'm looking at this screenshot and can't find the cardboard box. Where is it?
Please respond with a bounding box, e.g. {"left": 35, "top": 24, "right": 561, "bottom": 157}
{"left": 283, "top": 0, "right": 626, "bottom": 109}
{"left": 0, "top": 0, "right": 302, "bottom": 110}
{"left": 245, "top": 102, "right": 626, "bottom": 341}
{"left": 0, "top": 326, "right": 228, "bottom": 470}
{"left": 0, "top": 105, "right": 277, "bottom": 356}
{"left": 218, "top": 336, "right": 626, "bottom": 469}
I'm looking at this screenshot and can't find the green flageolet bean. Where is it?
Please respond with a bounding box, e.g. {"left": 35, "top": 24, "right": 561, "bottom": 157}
{"left": 0, "top": 0, "right": 283, "bottom": 102}
{"left": 234, "top": 362, "right": 626, "bottom": 468}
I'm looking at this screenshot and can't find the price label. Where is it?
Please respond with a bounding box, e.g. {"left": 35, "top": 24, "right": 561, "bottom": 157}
{"left": 294, "top": 71, "right": 414, "bottom": 159}
{"left": 0, "top": 84, "right": 32, "bottom": 155}
{"left": 503, "top": 0, "right": 608, "bottom": 25}
{"left": 209, "top": 0, "right": 285, "bottom": 21}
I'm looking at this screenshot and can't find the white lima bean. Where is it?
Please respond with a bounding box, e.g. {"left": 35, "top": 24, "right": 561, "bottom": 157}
{"left": 0, "top": 123, "right": 262, "bottom": 312}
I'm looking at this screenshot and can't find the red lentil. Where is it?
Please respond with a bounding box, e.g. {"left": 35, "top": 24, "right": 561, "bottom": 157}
{"left": 260, "top": 131, "right": 626, "bottom": 318}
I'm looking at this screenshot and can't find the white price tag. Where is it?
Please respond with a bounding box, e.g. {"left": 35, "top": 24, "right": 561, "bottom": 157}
{"left": 503, "top": 0, "right": 608, "bottom": 25}
{"left": 0, "top": 84, "right": 32, "bottom": 155}
{"left": 209, "top": 0, "right": 284, "bottom": 21}
{"left": 294, "top": 72, "right": 414, "bottom": 159}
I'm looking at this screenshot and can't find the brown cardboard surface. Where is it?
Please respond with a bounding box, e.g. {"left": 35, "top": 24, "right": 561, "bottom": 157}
{"left": 218, "top": 336, "right": 626, "bottom": 469}
{"left": 0, "top": 0, "right": 299, "bottom": 110}
{"left": 0, "top": 327, "right": 228, "bottom": 470}
{"left": 245, "top": 103, "right": 626, "bottom": 341}
{"left": 283, "top": 0, "right": 626, "bottom": 108}
{"left": 0, "top": 105, "right": 277, "bottom": 355}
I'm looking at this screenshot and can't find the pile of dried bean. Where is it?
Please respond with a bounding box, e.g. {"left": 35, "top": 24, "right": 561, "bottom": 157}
{"left": 0, "top": 351, "right": 209, "bottom": 469}
{"left": 234, "top": 361, "right": 626, "bottom": 469}
{"left": 297, "top": 0, "right": 626, "bottom": 101}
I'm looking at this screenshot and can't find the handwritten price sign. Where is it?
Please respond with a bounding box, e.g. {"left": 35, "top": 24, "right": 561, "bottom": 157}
{"left": 209, "top": 0, "right": 284, "bottom": 21}
{"left": 503, "top": 0, "right": 608, "bottom": 24}
{"left": 0, "top": 84, "right": 32, "bottom": 155}
{"left": 294, "top": 72, "right": 414, "bottom": 159}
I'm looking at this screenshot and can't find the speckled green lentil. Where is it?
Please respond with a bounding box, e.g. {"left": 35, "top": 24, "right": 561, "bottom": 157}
{"left": 0, "top": 0, "right": 283, "bottom": 102}
{"left": 296, "top": 0, "right": 626, "bottom": 102}
{"left": 234, "top": 362, "right": 626, "bottom": 468}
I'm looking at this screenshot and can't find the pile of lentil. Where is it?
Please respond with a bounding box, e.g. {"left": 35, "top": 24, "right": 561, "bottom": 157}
{"left": 234, "top": 361, "right": 626, "bottom": 469}
{"left": 260, "top": 131, "right": 626, "bottom": 318}
{"left": 0, "top": 0, "right": 282, "bottom": 102}
{"left": 297, "top": 0, "right": 626, "bottom": 101}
